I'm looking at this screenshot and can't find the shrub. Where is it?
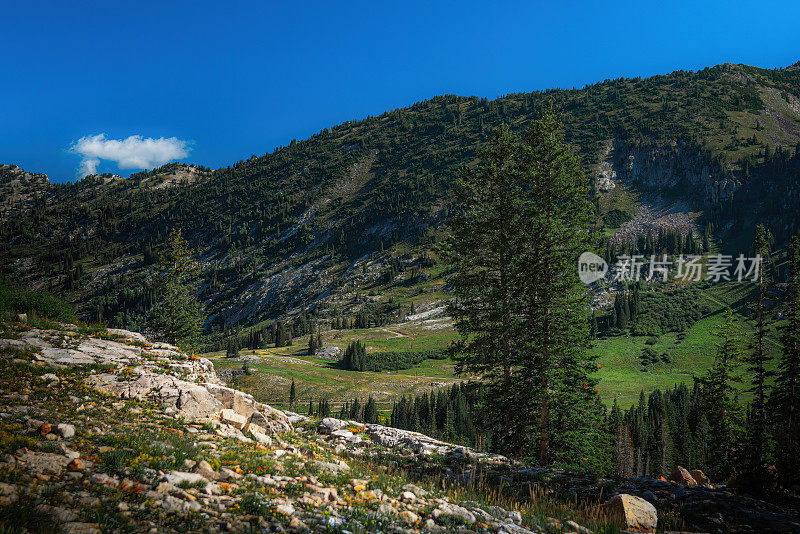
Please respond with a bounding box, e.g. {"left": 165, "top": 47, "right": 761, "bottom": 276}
{"left": 0, "top": 285, "right": 74, "bottom": 322}
{"left": 603, "top": 209, "right": 632, "bottom": 228}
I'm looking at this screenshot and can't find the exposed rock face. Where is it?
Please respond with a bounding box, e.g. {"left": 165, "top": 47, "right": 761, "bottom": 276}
{"left": 0, "top": 325, "right": 290, "bottom": 438}
{"left": 669, "top": 465, "right": 697, "bottom": 486}
{"left": 609, "top": 138, "right": 738, "bottom": 205}
{"left": 87, "top": 373, "right": 223, "bottom": 419}
{"left": 204, "top": 383, "right": 291, "bottom": 434}
{"left": 318, "top": 417, "right": 510, "bottom": 465}
{"left": 599, "top": 494, "right": 658, "bottom": 533}
{"left": 314, "top": 345, "right": 341, "bottom": 360}
{"left": 595, "top": 160, "right": 617, "bottom": 192}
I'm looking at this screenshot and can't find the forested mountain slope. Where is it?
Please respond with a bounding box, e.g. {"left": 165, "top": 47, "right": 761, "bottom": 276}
{"left": 1, "top": 61, "right": 799, "bottom": 333}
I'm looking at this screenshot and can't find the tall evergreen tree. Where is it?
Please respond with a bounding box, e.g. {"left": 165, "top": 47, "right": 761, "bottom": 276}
{"left": 449, "top": 111, "right": 602, "bottom": 470}
{"left": 698, "top": 308, "right": 744, "bottom": 479}
{"left": 449, "top": 123, "right": 523, "bottom": 454}
{"left": 745, "top": 224, "right": 774, "bottom": 472}
{"left": 364, "top": 396, "right": 378, "bottom": 424}
{"left": 771, "top": 235, "right": 800, "bottom": 485}
{"left": 149, "top": 229, "right": 204, "bottom": 350}
{"left": 275, "top": 321, "right": 286, "bottom": 347}
{"left": 289, "top": 378, "right": 297, "bottom": 410}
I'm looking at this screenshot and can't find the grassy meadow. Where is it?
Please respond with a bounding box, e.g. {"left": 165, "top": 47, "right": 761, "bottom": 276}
{"left": 209, "top": 274, "right": 783, "bottom": 413}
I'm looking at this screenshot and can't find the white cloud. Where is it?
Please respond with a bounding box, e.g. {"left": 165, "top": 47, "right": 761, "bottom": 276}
{"left": 70, "top": 134, "right": 191, "bottom": 178}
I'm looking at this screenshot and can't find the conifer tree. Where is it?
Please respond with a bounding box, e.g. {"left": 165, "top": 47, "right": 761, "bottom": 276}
{"left": 275, "top": 321, "right": 286, "bottom": 347}
{"left": 771, "top": 235, "right": 800, "bottom": 484}
{"left": 744, "top": 224, "right": 774, "bottom": 472}
{"left": 448, "top": 123, "right": 525, "bottom": 453}
{"left": 149, "top": 229, "right": 204, "bottom": 350}
{"left": 698, "top": 308, "right": 744, "bottom": 479}
{"left": 364, "top": 396, "right": 378, "bottom": 424}
{"left": 349, "top": 398, "right": 361, "bottom": 421}
{"left": 289, "top": 378, "right": 296, "bottom": 410}
{"left": 449, "top": 111, "right": 602, "bottom": 469}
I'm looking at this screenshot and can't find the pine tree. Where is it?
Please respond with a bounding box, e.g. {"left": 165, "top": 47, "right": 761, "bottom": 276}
{"left": 349, "top": 398, "right": 361, "bottom": 421}
{"left": 698, "top": 308, "right": 744, "bottom": 479}
{"left": 771, "top": 235, "right": 800, "bottom": 485}
{"left": 289, "top": 378, "right": 296, "bottom": 410}
{"left": 275, "top": 321, "right": 286, "bottom": 347}
{"left": 744, "top": 224, "right": 774, "bottom": 473}
{"left": 308, "top": 334, "right": 317, "bottom": 356}
{"left": 520, "top": 111, "right": 603, "bottom": 470}
{"left": 615, "top": 423, "right": 635, "bottom": 478}
{"left": 448, "top": 111, "right": 602, "bottom": 468}
{"left": 448, "top": 123, "right": 521, "bottom": 452}
{"left": 658, "top": 418, "right": 672, "bottom": 478}
{"left": 364, "top": 396, "right": 378, "bottom": 424}
{"left": 149, "top": 229, "right": 204, "bottom": 349}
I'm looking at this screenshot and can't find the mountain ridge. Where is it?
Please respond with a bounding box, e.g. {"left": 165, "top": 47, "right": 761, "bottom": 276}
{"left": 1, "top": 60, "right": 799, "bottom": 333}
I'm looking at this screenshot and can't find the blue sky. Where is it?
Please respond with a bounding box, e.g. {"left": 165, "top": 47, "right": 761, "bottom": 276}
{"left": 2, "top": 1, "right": 798, "bottom": 182}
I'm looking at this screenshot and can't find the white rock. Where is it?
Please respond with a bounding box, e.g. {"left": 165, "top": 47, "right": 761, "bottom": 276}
{"left": 56, "top": 423, "right": 75, "bottom": 439}
{"left": 162, "top": 471, "right": 208, "bottom": 487}
{"left": 399, "top": 510, "right": 419, "bottom": 524}
{"left": 331, "top": 429, "right": 354, "bottom": 440}
{"left": 219, "top": 408, "right": 248, "bottom": 430}
{"left": 400, "top": 491, "right": 416, "bottom": 503}
{"left": 275, "top": 503, "right": 295, "bottom": 516}
{"left": 599, "top": 494, "right": 657, "bottom": 533}
{"left": 402, "top": 483, "right": 429, "bottom": 497}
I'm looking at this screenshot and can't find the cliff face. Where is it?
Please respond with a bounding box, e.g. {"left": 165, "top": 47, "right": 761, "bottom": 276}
{"left": 606, "top": 139, "right": 738, "bottom": 205}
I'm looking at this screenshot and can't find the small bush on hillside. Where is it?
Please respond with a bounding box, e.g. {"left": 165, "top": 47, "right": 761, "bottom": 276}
{"left": 603, "top": 209, "right": 632, "bottom": 228}
{"left": 0, "top": 284, "right": 74, "bottom": 322}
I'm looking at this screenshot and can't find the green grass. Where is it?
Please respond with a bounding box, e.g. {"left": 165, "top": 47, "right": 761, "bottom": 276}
{"left": 592, "top": 313, "right": 723, "bottom": 408}
{"left": 211, "top": 348, "right": 460, "bottom": 414}
{"left": 209, "top": 310, "right": 463, "bottom": 413}
{"left": 592, "top": 279, "right": 782, "bottom": 408}
{"left": 212, "top": 276, "right": 784, "bottom": 412}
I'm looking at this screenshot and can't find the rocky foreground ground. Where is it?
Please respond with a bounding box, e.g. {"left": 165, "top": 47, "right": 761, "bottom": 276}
{"left": 0, "top": 319, "right": 798, "bottom": 533}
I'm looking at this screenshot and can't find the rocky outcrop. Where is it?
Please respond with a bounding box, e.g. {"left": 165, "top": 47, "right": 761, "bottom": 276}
{"left": 317, "top": 416, "right": 800, "bottom": 533}
{"left": 314, "top": 345, "right": 341, "bottom": 361}
{"left": 204, "top": 383, "right": 291, "bottom": 435}
{"left": 598, "top": 494, "right": 657, "bottom": 533}
{"left": 669, "top": 465, "right": 698, "bottom": 486}
{"left": 608, "top": 138, "right": 738, "bottom": 205}
{"left": 0, "top": 325, "right": 290, "bottom": 438}
{"left": 690, "top": 469, "right": 710, "bottom": 486}
{"left": 86, "top": 373, "right": 223, "bottom": 419}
